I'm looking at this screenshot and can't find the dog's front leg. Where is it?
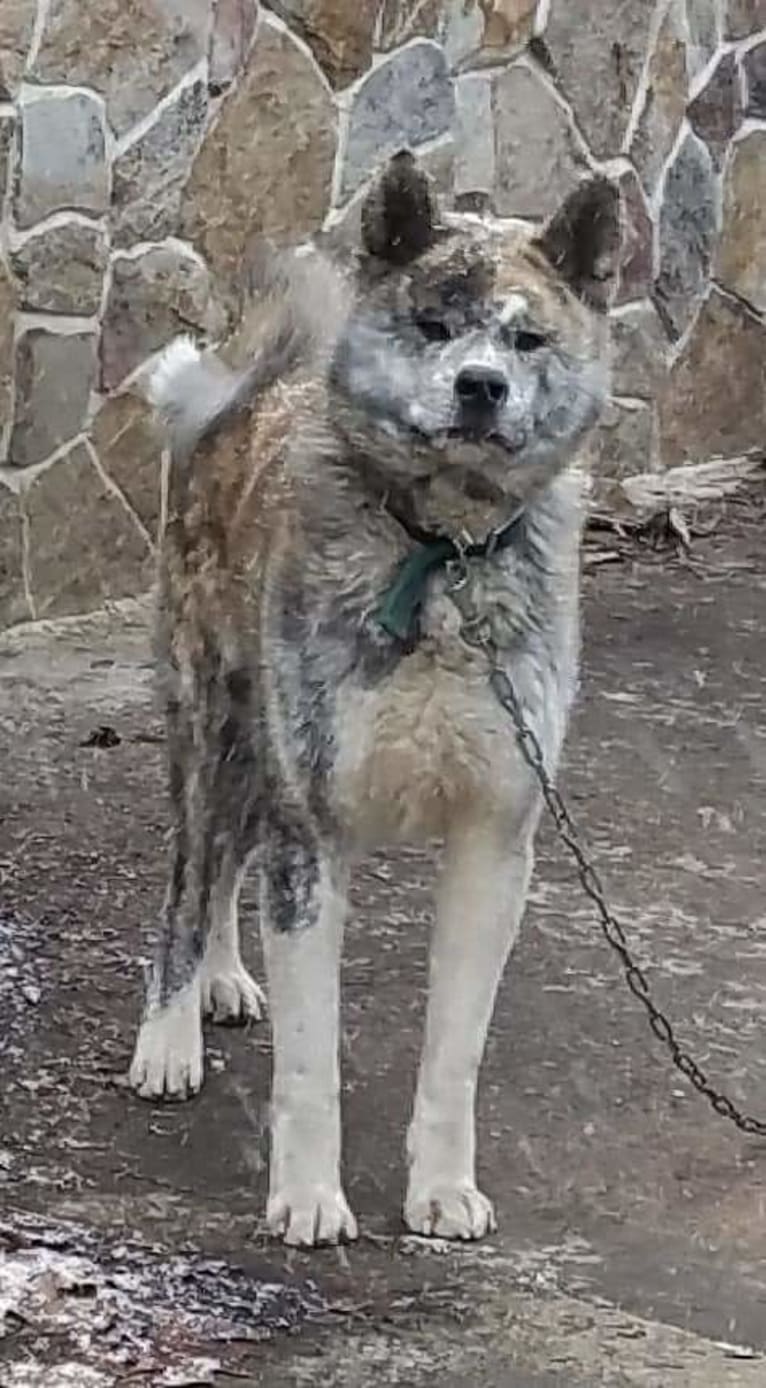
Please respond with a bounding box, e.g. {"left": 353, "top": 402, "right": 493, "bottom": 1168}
{"left": 405, "top": 812, "right": 537, "bottom": 1239}
{"left": 259, "top": 821, "right": 356, "bottom": 1246}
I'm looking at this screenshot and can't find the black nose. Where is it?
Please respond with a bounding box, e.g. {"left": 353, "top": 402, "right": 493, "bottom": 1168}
{"left": 454, "top": 365, "right": 509, "bottom": 409}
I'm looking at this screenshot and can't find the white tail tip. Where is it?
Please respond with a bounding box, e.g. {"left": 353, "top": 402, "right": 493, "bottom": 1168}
{"left": 146, "top": 336, "right": 203, "bottom": 412}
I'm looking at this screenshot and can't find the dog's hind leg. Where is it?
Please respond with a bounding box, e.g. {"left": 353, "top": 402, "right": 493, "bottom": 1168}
{"left": 405, "top": 810, "right": 537, "bottom": 1239}
{"left": 129, "top": 662, "right": 263, "bottom": 1100}
{"left": 259, "top": 822, "right": 357, "bottom": 1246}
{"left": 199, "top": 856, "right": 266, "bottom": 1026}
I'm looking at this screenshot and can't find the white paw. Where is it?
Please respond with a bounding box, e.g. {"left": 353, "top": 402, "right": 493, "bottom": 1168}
{"left": 266, "top": 1186, "right": 358, "bottom": 1247}
{"left": 201, "top": 960, "right": 266, "bottom": 1025}
{"left": 128, "top": 985, "right": 203, "bottom": 1101}
{"left": 404, "top": 1181, "right": 496, "bottom": 1240}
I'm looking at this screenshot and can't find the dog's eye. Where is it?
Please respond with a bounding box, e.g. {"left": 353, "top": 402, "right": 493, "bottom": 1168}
{"left": 514, "top": 330, "right": 547, "bottom": 353}
{"left": 416, "top": 315, "right": 452, "bottom": 344}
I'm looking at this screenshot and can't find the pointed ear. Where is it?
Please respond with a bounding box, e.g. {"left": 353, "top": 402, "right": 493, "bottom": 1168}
{"left": 535, "top": 178, "right": 621, "bottom": 312}
{"left": 360, "top": 150, "right": 439, "bottom": 266}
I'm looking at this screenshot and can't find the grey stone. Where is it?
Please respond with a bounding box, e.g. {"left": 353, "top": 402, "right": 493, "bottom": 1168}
{"left": 10, "top": 222, "right": 108, "bottom": 315}
{"left": 0, "top": 259, "right": 14, "bottom": 461}
{"left": 686, "top": 0, "right": 720, "bottom": 80}
{"left": 0, "top": 111, "right": 14, "bottom": 208}
{"left": 688, "top": 52, "right": 744, "bottom": 154}
{"left": 615, "top": 167, "right": 654, "bottom": 306}
{"left": 0, "top": 0, "right": 37, "bottom": 100}
{"left": 10, "top": 331, "right": 98, "bottom": 468}
{"left": 655, "top": 131, "right": 718, "bottom": 340}
{"left": 589, "top": 400, "right": 656, "bottom": 481}
{"left": 102, "top": 246, "right": 226, "bottom": 392}
{"left": 23, "top": 443, "right": 153, "bottom": 620}
{"left": 0, "top": 487, "right": 29, "bottom": 627}
{"left": 660, "top": 288, "right": 766, "bottom": 465}
{"left": 744, "top": 42, "right": 766, "bottom": 118}
{"left": 419, "top": 137, "right": 456, "bottom": 204}
{"left": 34, "top": 0, "right": 210, "bottom": 139}
{"left": 610, "top": 302, "right": 670, "bottom": 400}
{"left": 341, "top": 40, "right": 454, "bottom": 199}
{"left": 493, "top": 62, "right": 587, "bottom": 219}
{"left": 454, "top": 73, "right": 494, "bottom": 202}
{"left": 441, "top": 0, "right": 484, "bottom": 66}
{"left": 544, "top": 0, "right": 655, "bottom": 158}
{"left": 715, "top": 129, "right": 766, "bottom": 315}
{"left": 724, "top": 0, "right": 766, "bottom": 38}
{"left": 209, "top": 0, "right": 259, "bottom": 91}
{"left": 630, "top": 0, "right": 688, "bottom": 195}
{"left": 14, "top": 91, "right": 108, "bottom": 230}
{"left": 112, "top": 78, "right": 208, "bottom": 247}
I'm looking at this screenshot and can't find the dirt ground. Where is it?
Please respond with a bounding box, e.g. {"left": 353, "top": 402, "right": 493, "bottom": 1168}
{"left": 1, "top": 502, "right": 766, "bottom": 1387}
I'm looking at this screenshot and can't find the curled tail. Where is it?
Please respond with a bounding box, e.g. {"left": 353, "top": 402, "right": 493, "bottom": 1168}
{"left": 146, "top": 337, "right": 236, "bottom": 459}
{"left": 145, "top": 250, "right": 350, "bottom": 462}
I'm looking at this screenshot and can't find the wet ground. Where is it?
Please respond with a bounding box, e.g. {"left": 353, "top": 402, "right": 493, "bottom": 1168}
{"left": 1, "top": 501, "right": 766, "bottom": 1386}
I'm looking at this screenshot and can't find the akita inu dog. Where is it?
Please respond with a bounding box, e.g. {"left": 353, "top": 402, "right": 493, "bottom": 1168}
{"left": 129, "top": 151, "right": 620, "bottom": 1246}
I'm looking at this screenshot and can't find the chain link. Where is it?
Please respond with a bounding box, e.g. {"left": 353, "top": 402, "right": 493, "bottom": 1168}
{"left": 454, "top": 586, "right": 766, "bottom": 1139}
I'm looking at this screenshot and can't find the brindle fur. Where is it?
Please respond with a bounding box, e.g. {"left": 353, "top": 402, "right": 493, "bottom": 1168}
{"left": 129, "top": 152, "right": 621, "bottom": 1247}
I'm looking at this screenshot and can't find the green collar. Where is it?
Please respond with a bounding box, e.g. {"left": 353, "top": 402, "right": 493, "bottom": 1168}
{"left": 375, "top": 510, "right": 525, "bottom": 645}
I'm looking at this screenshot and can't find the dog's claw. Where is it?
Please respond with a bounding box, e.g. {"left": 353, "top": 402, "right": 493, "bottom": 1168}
{"left": 266, "top": 1187, "right": 358, "bottom": 1246}
{"left": 128, "top": 986, "right": 203, "bottom": 1101}
{"left": 404, "top": 1182, "right": 496, "bottom": 1240}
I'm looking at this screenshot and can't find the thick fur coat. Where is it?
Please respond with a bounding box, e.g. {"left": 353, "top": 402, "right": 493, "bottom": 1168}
{"left": 129, "top": 152, "right": 621, "bottom": 1246}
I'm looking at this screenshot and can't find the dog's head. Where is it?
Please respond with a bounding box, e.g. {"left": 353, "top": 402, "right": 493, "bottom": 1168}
{"left": 329, "top": 151, "right": 620, "bottom": 535}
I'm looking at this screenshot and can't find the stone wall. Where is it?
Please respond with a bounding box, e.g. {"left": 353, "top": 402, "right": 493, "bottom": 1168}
{"left": 0, "top": 0, "right": 764, "bottom": 627}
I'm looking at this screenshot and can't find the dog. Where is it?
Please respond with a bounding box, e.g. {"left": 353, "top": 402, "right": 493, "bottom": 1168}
{"left": 129, "top": 150, "right": 620, "bottom": 1246}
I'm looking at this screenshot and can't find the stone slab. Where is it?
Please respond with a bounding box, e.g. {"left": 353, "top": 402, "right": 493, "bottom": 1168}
{"left": 182, "top": 14, "right": 336, "bottom": 309}
{"left": 544, "top": 0, "right": 655, "bottom": 158}
{"left": 493, "top": 61, "right": 587, "bottom": 219}
{"left": 90, "top": 393, "right": 162, "bottom": 538}
{"left": 14, "top": 91, "right": 109, "bottom": 230}
{"left": 744, "top": 41, "right": 766, "bottom": 117}
{"left": 689, "top": 51, "right": 744, "bottom": 156}
{"left": 23, "top": 443, "right": 153, "bottom": 619}
{"left": 11, "top": 221, "right": 108, "bottom": 315}
{"left": 724, "top": 0, "right": 766, "bottom": 39}
{"left": 630, "top": 0, "right": 688, "bottom": 195}
{"left": 610, "top": 302, "right": 670, "bottom": 400}
{"left": 112, "top": 77, "right": 208, "bottom": 246}
{"left": 715, "top": 129, "right": 766, "bottom": 314}
{"left": 660, "top": 287, "right": 766, "bottom": 464}
{"left": 0, "top": 0, "right": 37, "bottom": 100}
{"left": 340, "top": 40, "right": 454, "bottom": 199}
{"left": 9, "top": 330, "right": 98, "bottom": 468}
{"left": 0, "top": 257, "right": 15, "bottom": 461}
{"left": 269, "top": 0, "right": 376, "bottom": 86}
{"left": 209, "top": 0, "right": 259, "bottom": 92}
{"left": 0, "top": 485, "right": 29, "bottom": 627}
{"left": 615, "top": 167, "right": 654, "bottom": 306}
{"left": 33, "top": 0, "right": 210, "bottom": 138}
{"left": 655, "top": 131, "right": 718, "bottom": 340}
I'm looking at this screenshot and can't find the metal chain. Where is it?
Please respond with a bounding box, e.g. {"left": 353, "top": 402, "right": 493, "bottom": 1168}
{"left": 455, "top": 596, "right": 766, "bottom": 1139}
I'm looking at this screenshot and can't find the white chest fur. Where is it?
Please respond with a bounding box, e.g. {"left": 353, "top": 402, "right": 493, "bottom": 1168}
{"left": 332, "top": 620, "right": 570, "bottom": 847}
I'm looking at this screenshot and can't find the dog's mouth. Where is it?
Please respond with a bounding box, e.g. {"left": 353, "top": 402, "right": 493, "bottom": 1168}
{"left": 444, "top": 424, "right": 527, "bottom": 454}
{"left": 406, "top": 418, "right": 528, "bottom": 456}
{"left": 447, "top": 424, "right": 502, "bottom": 443}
